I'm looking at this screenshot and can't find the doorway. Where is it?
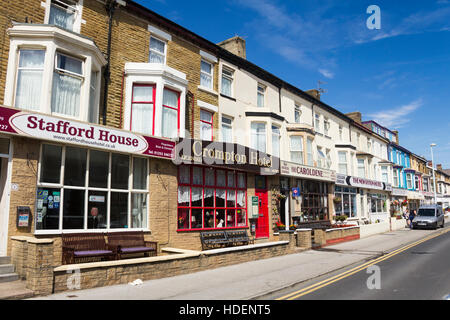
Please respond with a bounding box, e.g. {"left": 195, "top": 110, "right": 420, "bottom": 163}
{"left": 255, "top": 176, "right": 269, "bottom": 239}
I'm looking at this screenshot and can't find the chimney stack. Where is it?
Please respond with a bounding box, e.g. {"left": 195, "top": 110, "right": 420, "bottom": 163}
{"left": 345, "top": 112, "right": 362, "bottom": 124}
{"left": 217, "top": 36, "right": 246, "bottom": 59}
{"left": 437, "top": 164, "right": 443, "bottom": 171}
{"left": 392, "top": 130, "right": 399, "bottom": 144}
{"left": 305, "top": 89, "right": 321, "bottom": 100}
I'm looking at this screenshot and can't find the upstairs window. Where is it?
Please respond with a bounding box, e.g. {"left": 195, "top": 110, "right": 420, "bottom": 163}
{"left": 131, "top": 84, "right": 155, "bottom": 136}
{"left": 324, "top": 118, "right": 330, "bottom": 136}
{"left": 221, "top": 116, "right": 233, "bottom": 143}
{"left": 290, "top": 136, "right": 303, "bottom": 164}
{"left": 51, "top": 52, "right": 83, "bottom": 117}
{"left": 221, "top": 67, "right": 234, "bottom": 97}
{"left": 339, "top": 126, "right": 343, "bottom": 141}
{"left": 15, "top": 49, "right": 45, "bottom": 111}
{"left": 306, "top": 138, "right": 314, "bottom": 166}
{"left": 257, "top": 84, "right": 265, "bottom": 108}
{"left": 338, "top": 151, "right": 348, "bottom": 175}
{"left": 200, "top": 60, "right": 213, "bottom": 89}
{"left": 271, "top": 125, "right": 280, "bottom": 158}
{"left": 317, "top": 147, "right": 326, "bottom": 168}
{"left": 357, "top": 158, "right": 365, "bottom": 178}
{"left": 251, "top": 123, "right": 266, "bottom": 153}
{"left": 294, "top": 105, "right": 301, "bottom": 123}
{"left": 381, "top": 166, "right": 388, "bottom": 183}
{"left": 200, "top": 110, "right": 213, "bottom": 141}
{"left": 49, "top": 0, "right": 78, "bottom": 32}
{"left": 149, "top": 36, "right": 166, "bottom": 64}
{"left": 315, "top": 114, "right": 321, "bottom": 133}
{"left": 393, "top": 170, "right": 399, "bottom": 187}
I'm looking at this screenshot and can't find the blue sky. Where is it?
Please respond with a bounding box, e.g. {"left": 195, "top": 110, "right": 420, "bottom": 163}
{"left": 135, "top": 0, "right": 450, "bottom": 167}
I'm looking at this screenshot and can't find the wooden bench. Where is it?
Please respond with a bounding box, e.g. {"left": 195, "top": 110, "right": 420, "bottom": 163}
{"left": 62, "top": 233, "right": 116, "bottom": 265}
{"left": 106, "top": 231, "right": 157, "bottom": 260}
{"left": 200, "top": 231, "right": 229, "bottom": 250}
{"left": 225, "top": 230, "right": 254, "bottom": 246}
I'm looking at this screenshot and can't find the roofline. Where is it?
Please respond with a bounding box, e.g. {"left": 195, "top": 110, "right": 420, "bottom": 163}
{"left": 361, "top": 120, "right": 396, "bottom": 135}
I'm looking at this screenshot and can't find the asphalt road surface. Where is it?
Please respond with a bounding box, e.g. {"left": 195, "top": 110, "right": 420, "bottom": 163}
{"left": 270, "top": 225, "right": 450, "bottom": 300}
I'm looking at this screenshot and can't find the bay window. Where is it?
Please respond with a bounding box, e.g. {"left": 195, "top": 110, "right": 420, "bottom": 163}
{"left": 149, "top": 36, "right": 166, "bottom": 64}
{"left": 131, "top": 84, "right": 155, "bottom": 136}
{"left": 406, "top": 173, "right": 413, "bottom": 189}
{"left": 200, "top": 110, "right": 213, "bottom": 141}
{"left": 36, "top": 144, "right": 149, "bottom": 232}
{"left": 161, "top": 88, "right": 179, "bottom": 138}
{"left": 251, "top": 123, "right": 266, "bottom": 153}
{"left": 15, "top": 49, "right": 45, "bottom": 111}
{"left": 177, "top": 166, "right": 247, "bottom": 230}
{"left": 290, "top": 136, "right": 303, "bottom": 164}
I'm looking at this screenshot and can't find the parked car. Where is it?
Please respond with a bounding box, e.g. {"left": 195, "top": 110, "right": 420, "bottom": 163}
{"left": 412, "top": 205, "right": 445, "bottom": 230}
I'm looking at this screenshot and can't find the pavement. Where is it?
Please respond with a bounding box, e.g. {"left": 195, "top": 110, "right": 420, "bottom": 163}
{"left": 30, "top": 217, "right": 449, "bottom": 300}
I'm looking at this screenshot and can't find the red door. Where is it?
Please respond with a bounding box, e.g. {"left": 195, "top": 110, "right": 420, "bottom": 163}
{"left": 255, "top": 189, "right": 269, "bottom": 239}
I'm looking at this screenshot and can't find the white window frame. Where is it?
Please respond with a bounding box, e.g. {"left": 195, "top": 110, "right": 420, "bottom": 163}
{"left": 393, "top": 169, "right": 399, "bottom": 187}
{"left": 149, "top": 36, "right": 167, "bottom": 65}
{"left": 338, "top": 151, "right": 348, "bottom": 175}
{"left": 406, "top": 173, "right": 413, "bottom": 189}
{"left": 306, "top": 138, "right": 314, "bottom": 166}
{"left": 221, "top": 66, "right": 234, "bottom": 97}
{"left": 381, "top": 166, "right": 388, "bottom": 183}
{"left": 45, "top": 0, "right": 84, "bottom": 33}
{"left": 271, "top": 124, "right": 281, "bottom": 158}
{"left": 324, "top": 118, "right": 330, "bottom": 136}
{"left": 221, "top": 115, "right": 233, "bottom": 143}
{"left": 290, "top": 136, "right": 304, "bottom": 164}
{"left": 35, "top": 143, "right": 150, "bottom": 234}
{"left": 314, "top": 114, "right": 321, "bottom": 133}
{"left": 294, "top": 104, "right": 301, "bottom": 124}
{"left": 200, "top": 109, "right": 213, "bottom": 142}
{"left": 357, "top": 158, "right": 365, "bottom": 178}
{"left": 200, "top": 59, "right": 213, "bottom": 90}
{"left": 257, "top": 83, "right": 265, "bottom": 108}
{"left": 251, "top": 122, "right": 267, "bottom": 153}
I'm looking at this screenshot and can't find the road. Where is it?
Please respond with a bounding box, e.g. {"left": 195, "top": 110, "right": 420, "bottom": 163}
{"left": 267, "top": 225, "right": 450, "bottom": 300}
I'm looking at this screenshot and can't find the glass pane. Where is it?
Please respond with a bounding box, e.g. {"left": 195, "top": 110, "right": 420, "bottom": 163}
{"left": 0, "top": 138, "right": 9, "bottom": 154}
{"left": 200, "top": 73, "right": 212, "bottom": 88}
{"left": 133, "top": 86, "right": 153, "bottom": 102}
{"left": 227, "top": 171, "right": 235, "bottom": 188}
{"left": 290, "top": 136, "right": 303, "bottom": 151}
{"left": 149, "top": 52, "right": 165, "bottom": 64}
{"left": 192, "top": 187, "right": 203, "bottom": 207}
{"left": 111, "top": 153, "right": 129, "bottom": 190}
{"left": 216, "top": 189, "right": 225, "bottom": 207}
{"left": 89, "top": 150, "right": 109, "bottom": 188}
{"left": 162, "top": 107, "right": 178, "bottom": 138}
{"left": 177, "top": 208, "right": 189, "bottom": 229}
{"left": 221, "top": 76, "right": 232, "bottom": 96}
{"left": 237, "top": 173, "right": 246, "bottom": 188}
{"left": 237, "top": 190, "right": 245, "bottom": 208}
{"left": 40, "top": 144, "right": 62, "bottom": 184}
{"left": 191, "top": 209, "right": 203, "bottom": 229}
{"left": 216, "top": 210, "right": 225, "bottom": 228}
{"left": 178, "top": 186, "right": 190, "bottom": 207}
{"left": 36, "top": 187, "right": 60, "bottom": 230}
{"left": 131, "top": 104, "right": 153, "bottom": 135}
{"left": 201, "top": 60, "right": 212, "bottom": 74}
{"left": 131, "top": 193, "right": 147, "bottom": 228}
{"left": 56, "top": 54, "right": 82, "bottom": 75}
{"left": 226, "top": 210, "right": 236, "bottom": 227}
{"left": 16, "top": 70, "right": 43, "bottom": 110}
{"left": 200, "top": 121, "right": 212, "bottom": 141}
{"left": 217, "top": 170, "right": 226, "bottom": 187}
{"left": 236, "top": 209, "right": 246, "bottom": 226}
{"left": 110, "top": 192, "right": 128, "bottom": 229}
{"left": 88, "top": 190, "right": 107, "bottom": 229}
{"left": 49, "top": 3, "right": 75, "bottom": 30}
{"left": 64, "top": 147, "right": 86, "bottom": 187}
{"left": 204, "top": 188, "right": 214, "bottom": 207}
{"left": 19, "top": 49, "right": 45, "bottom": 68}
{"left": 51, "top": 72, "right": 81, "bottom": 117}
{"left": 62, "top": 189, "right": 84, "bottom": 229}
{"left": 204, "top": 210, "right": 214, "bottom": 228}
{"left": 227, "top": 190, "right": 236, "bottom": 208}
{"left": 133, "top": 157, "right": 147, "bottom": 190}
{"left": 179, "top": 165, "right": 190, "bottom": 184}
{"left": 192, "top": 166, "right": 203, "bottom": 185}
{"left": 205, "top": 168, "right": 215, "bottom": 186}
{"left": 163, "top": 89, "right": 178, "bottom": 108}
{"left": 150, "top": 37, "right": 165, "bottom": 54}
{"left": 200, "top": 110, "right": 212, "bottom": 122}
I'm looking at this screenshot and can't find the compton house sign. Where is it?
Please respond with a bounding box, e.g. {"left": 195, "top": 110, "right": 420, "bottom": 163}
{"left": 0, "top": 105, "right": 175, "bottom": 159}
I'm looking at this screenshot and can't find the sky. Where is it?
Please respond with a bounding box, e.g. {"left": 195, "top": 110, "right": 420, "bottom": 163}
{"left": 135, "top": 0, "right": 450, "bottom": 167}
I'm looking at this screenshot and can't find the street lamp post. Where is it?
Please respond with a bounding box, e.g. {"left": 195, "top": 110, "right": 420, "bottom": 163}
{"left": 430, "top": 143, "right": 438, "bottom": 215}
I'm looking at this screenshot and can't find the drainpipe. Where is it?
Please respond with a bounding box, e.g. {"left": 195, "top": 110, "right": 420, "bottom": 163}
{"left": 102, "top": 0, "right": 119, "bottom": 125}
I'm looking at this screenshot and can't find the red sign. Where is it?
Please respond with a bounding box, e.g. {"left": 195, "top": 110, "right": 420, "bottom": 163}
{"left": 0, "top": 105, "right": 175, "bottom": 159}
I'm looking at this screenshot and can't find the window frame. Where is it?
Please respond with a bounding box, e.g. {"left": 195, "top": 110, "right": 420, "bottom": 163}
{"left": 200, "top": 59, "right": 213, "bottom": 89}
{"left": 46, "top": 0, "right": 81, "bottom": 33}
{"left": 200, "top": 109, "right": 214, "bottom": 141}
{"left": 257, "top": 83, "right": 265, "bottom": 108}
{"left": 161, "top": 87, "right": 180, "bottom": 138}
{"left": 290, "top": 135, "right": 304, "bottom": 164}
{"left": 177, "top": 166, "right": 248, "bottom": 231}
{"left": 271, "top": 124, "right": 281, "bottom": 158}
{"left": 294, "top": 104, "right": 301, "bottom": 124}
{"left": 251, "top": 122, "right": 267, "bottom": 153}
{"left": 130, "top": 83, "right": 157, "bottom": 136}
{"left": 338, "top": 151, "right": 348, "bottom": 175}
{"left": 221, "top": 66, "right": 234, "bottom": 97}
{"left": 149, "top": 36, "right": 167, "bottom": 64}
{"left": 221, "top": 115, "right": 233, "bottom": 143}
{"left": 35, "top": 143, "right": 150, "bottom": 234}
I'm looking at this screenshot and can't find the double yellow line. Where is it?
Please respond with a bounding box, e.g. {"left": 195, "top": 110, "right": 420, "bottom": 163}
{"left": 277, "top": 228, "right": 450, "bottom": 300}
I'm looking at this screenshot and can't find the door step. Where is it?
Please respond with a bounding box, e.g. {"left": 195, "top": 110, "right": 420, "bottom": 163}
{"left": 0, "top": 280, "right": 34, "bottom": 300}
{"left": 0, "top": 256, "right": 11, "bottom": 264}
{"left": 0, "top": 264, "right": 15, "bottom": 275}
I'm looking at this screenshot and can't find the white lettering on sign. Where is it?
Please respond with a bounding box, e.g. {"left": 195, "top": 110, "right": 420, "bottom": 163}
{"left": 10, "top": 114, "right": 148, "bottom": 154}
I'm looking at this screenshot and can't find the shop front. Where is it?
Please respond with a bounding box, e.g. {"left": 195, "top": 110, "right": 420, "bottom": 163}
{"left": 0, "top": 105, "right": 177, "bottom": 255}
{"left": 391, "top": 187, "right": 408, "bottom": 216}
{"left": 335, "top": 174, "right": 392, "bottom": 222}
{"left": 407, "top": 191, "right": 424, "bottom": 213}
{"left": 173, "top": 139, "right": 279, "bottom": 241}
{"left": 279, "top": 160, "right": 336, "bottom": 227}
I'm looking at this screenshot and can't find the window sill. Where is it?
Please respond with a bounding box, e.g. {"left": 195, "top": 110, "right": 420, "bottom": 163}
{"left": 220, "top": 93, "right": 236, "bottom": 102}
{"left": 198, "top": 85, "right": 218, "bottom": 96}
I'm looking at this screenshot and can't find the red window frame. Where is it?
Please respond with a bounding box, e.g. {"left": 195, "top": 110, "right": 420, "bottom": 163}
{"left": 177, "top": 165, "right": 248, "bottom": 231}
{"left": 200, "top": 109, "right": 213, "bottom": 141}
{"left": 162, "top": 87, "right": 180, "bottom": 137}
{"left": 131, "top": 83, "right": 156, "bottom": 136}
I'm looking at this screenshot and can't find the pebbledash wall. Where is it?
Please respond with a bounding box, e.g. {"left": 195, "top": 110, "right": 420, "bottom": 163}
{"left": 0, "top": 0, "right": 283, "bottom": 261}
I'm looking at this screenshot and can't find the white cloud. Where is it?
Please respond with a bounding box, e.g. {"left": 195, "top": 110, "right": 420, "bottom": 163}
{"left": 368, "top": 99, "right": 423, "bottom": 128}
{"left": 319, "top": 69, "right": 334, "bottom": 79}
